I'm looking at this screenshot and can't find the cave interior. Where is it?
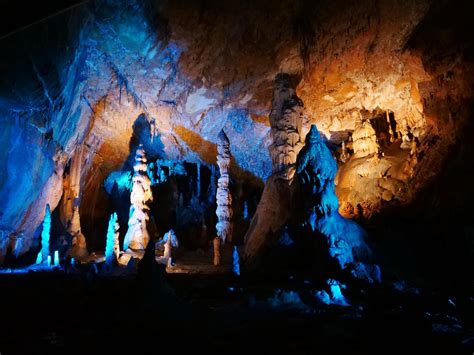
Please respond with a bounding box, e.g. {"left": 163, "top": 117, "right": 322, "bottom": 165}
{"left": 0, "top": 0, "right": 473, "bottom": 353}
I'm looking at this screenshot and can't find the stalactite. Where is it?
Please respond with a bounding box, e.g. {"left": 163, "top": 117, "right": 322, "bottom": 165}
{"left": 105, "top": 213, "right": 120, "bottom": 266}
{"left": 123, "top": 144, "right": 153, "bottom": 250}
{"left": 268, "top": 73, "right": 305, "bottom": 180}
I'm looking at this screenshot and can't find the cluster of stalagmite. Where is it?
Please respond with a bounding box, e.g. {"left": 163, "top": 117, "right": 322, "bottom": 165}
{"left": 214, "top": 130, "right": 233, "bottom": 265}
{"left": 123, "top": 145, "right": 153, "bottom": 250}
{"left": 351, "top": 113, "right": 380, "bottom": 158}
{"left": 268, "top": 73, "right": 305, "bottom": 180}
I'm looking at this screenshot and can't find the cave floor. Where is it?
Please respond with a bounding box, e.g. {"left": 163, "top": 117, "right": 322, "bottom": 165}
{"left": 164, "top": 244, "right": 234, "bottom": 274}
{"left": 0, "top": 268, "right": 472, "bottom": 354}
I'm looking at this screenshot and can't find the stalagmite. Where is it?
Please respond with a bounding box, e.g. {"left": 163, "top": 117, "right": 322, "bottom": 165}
{"left": 123, "top": 145, "right": 153, "bottom": 250}
{"left": 340, "top": 141, "right": 350, "bottom": 163}
{"left": 214, "top": 130, "right": 233, "bottom": 265}
{"left": 105, "top": 213, "right": 120, "bottom": 266}
{"left": 268, "top": 73, "right": 305, "bottom": 180}
{"left": 297, "top": 125, "right": 375, "bottom": 275}
{"left": 41, "top": 204, "right": 51, "bottom": 264}
{"left": 53, "top": 250, "right": 60, "bottom": 266}
{"left": 232, "top": 246, "right": 240, "bottom": 276}
{"left": 243, "top": 201, "right": 249, "bottom": 219}
{"left": 352, "top": 115, "right": 379, "bottom": 158}
{"left": 62, "top": 146, "right": 88, "bottom": 257}
{"left": 243, "top": 74, "right": 304, "bottom": 263}
{"left": 157, "top": 229, "right": 178, "bottom": 265}
{"left": 68, "top": 205, "right": 88, "bottom": 260}
{"left": 196, "top": 161, "right": 201, "bottom": 199}
{"left": 213, "top": 237, "right": 221, "bottom": 266}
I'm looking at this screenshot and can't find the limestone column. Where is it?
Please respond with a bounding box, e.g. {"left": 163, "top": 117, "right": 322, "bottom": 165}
{"left": 123, "top": 144, "right": 153, "bottom": 250}
{"left": 214, "top": 130, "right": 233, "bottom": 265}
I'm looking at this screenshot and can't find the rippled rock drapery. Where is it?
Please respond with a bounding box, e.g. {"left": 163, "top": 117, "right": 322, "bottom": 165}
{"left": 123, "top": 145, "right": 153, "bottom": 251}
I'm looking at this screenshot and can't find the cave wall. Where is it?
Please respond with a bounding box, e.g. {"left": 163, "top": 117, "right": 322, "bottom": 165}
{"left": 0, "top": 0, "right": 472, "bottom": 270}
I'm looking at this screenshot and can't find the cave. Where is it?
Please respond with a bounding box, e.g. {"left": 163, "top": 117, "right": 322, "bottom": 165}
{"left": 0, "top": 0, "right": 473, "bottom": 353}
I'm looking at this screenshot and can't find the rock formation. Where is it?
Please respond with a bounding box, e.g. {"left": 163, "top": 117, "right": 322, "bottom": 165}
{"left": 40, "top": 205, "right": 51, "bottom": 264}
{"left": 123, "top": 145, "right": 153, "bottom": 250}
{"left": 339, "top": 141, "right": 350, "bottom": 163}
{"left": 352, "top": 116, "right": 379, "bottom": 158}
{"left": 244, "top": 74, "right": 305, "bottom": 265}
{"left": 68, "top": 205, "right": 88, "bottom": 260}
{"left": 53, "top": 250, "right": 60, "bottom": 267}
{"left": 296, "top": 125, "right": 372, "bottom": 270}
{"left": 232, "top": 246, "right": 240, "bottom": 276}
{"left": 269, "top": 73, "right": 305, "bottom": 180}
{"left": 157, "top": 229, "right": 178, "bottom": 266}
{"left": 105, "top": 212, "right": 120, "bottom": 266}
{"left": 214, "top": 130, "right": 233, "bottom": 265}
